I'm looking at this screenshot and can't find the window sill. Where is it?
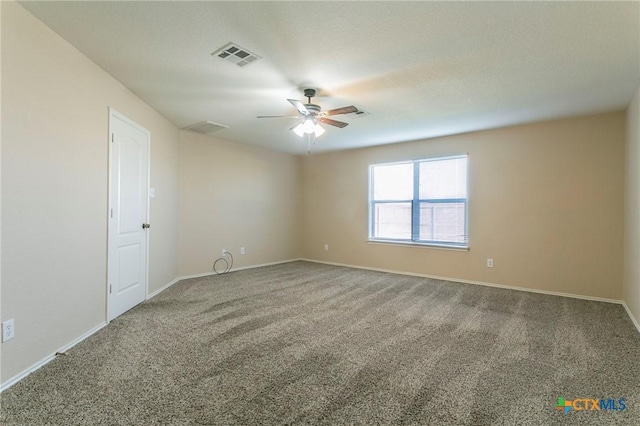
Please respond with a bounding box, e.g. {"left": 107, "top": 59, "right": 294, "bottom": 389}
{"left": 366, "top": 239, "right": 469, "bottom": 251}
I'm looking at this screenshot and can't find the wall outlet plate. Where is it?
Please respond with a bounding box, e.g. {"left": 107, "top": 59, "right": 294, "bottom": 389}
{"left": 2, "top": 319, "right": 15, "bottom": 342}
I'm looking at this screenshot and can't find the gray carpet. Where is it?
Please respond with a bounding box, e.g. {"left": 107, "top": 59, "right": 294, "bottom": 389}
{"left": 1, "top": 261, "right": 639, "bottom": 425}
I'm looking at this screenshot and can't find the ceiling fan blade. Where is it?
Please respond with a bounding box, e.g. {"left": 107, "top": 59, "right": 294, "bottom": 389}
{"left": 288, "top": 99, "right": 309, "bottom": 115}
{"left": 320, "top": 117, "right": 349, "bottom": 128}
{"left": 257, "top": 115, "right": 300, "bottom": 119}
{"left": 324, "top": 105, "right": 358, "bottom": 116}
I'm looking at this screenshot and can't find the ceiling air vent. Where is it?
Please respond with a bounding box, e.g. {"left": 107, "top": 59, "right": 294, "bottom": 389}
{"left": 350, "top": 109, "right": 370, "bottom": 118}
{"left": 183, "top": 121, "right": 228, "bottom": 134}
{"left": 212, "top": 43, "right": 261, "bottom": 67}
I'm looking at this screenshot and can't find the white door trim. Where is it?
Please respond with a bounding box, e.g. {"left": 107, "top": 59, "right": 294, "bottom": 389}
{"left": 107, "top": 107, "right": 150, "bottom": 322}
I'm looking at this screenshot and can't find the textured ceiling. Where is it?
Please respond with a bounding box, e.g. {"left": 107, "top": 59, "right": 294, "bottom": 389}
{"left": 19, "top": 1, "right": 640, "bottom": 154}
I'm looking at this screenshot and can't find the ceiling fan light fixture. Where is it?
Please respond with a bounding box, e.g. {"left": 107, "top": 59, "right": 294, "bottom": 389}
{"left": 293, "top": 123, "right": 306, "bottom": 137}
{"left": 293, "top": 119, "right": 325, "bottom": 138}
{"left": 302, "top": 117, "right": 316, "bottom": 134}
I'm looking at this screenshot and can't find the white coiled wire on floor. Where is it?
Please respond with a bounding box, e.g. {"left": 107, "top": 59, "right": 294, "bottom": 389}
{"left": 213, "top": 251, "right": 234, "bottom": 274}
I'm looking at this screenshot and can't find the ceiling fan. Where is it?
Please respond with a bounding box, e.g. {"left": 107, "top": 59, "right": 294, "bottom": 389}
{"left": 258, "top": 88, "right": 358, "bottom": 139}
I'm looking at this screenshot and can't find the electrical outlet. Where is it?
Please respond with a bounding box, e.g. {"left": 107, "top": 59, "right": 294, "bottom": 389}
{"left": 487, "top": 258, "right": 494, "bottom": 268}
{"left": 222, "top": 249, "right": 227, "bottom": 256}
{"left": 324, "top": 244, "right": 329, "bottom": 251}
{"left": 2, "top": 319, "right": 15, "bottom": 342}
{"left": 240, "top": 247, "right": 245, "bottom": 255}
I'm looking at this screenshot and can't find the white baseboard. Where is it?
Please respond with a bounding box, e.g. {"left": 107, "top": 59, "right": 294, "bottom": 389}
{"left": 147, "top": 258, "right": 301, "bottom": 299}
{"left": 147, "top": 277, "right": 181, "bottom": 300}
{"left": 300, "top": 258, "right": 623, "bottom": 305}
{"left": 622, "top": 301, "right": 640, "bottom": 334}
{"left": 1, "top": 321, "right": 107, "bottom": 392}
{"left": 176, "top": 258, "right": 302, "bottom": 282}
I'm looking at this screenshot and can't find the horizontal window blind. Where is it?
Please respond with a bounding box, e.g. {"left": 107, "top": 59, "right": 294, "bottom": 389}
{"left": 369, "top": 155, "right": 468, "bottom": 248}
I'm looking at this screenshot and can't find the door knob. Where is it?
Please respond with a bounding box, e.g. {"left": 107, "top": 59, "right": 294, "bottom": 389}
{"left": 142, "top": 223, "right": 151, "bottom": 229}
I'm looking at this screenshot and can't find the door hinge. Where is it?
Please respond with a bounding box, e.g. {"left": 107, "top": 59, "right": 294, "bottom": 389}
{"left": 110, "top": 208, "right": 113, "bottom": 218}
{"left": 111, "top": 134, "right": 114, "bottom": 143}
{"left": 109, "top": 284, "right": 112, "bottom": 294}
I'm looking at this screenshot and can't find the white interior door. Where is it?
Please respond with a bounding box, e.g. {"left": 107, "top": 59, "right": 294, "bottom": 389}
{"left": 108, "top": 108, "right": 150, "bottom": 321}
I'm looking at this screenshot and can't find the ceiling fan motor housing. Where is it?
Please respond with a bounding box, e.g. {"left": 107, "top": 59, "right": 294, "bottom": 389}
{"left": 304, "top": 104, "right": 321, "bottom": 114}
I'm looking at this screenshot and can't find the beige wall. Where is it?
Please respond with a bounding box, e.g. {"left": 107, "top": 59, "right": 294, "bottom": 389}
{"left": 1, "top": 1, "right": 180, "bottom": 383}
{"left": 624, "top": 86, "right": 640, "bottom": 325}
{"left": 301, "top": 112, "right": 625, "bottom": 300}
{"left": 179, "top": 131, "right": 300, "bottom": 276}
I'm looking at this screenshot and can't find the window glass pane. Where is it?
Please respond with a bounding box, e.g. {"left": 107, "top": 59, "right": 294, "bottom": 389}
{"left": 419, "top": 157, "right": 467, "bottom": 199}
{"left": 373, "top": 202, "right": 412, "bottom": 239}
{"left": 372, "top": 163, "right": 413, "bottom": 200}
{"left": 419, "top": 202, "right": 466, "bottom": 243}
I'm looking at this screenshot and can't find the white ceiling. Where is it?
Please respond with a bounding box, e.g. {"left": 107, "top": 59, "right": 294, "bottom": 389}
{"left": 19, "top": 1, "right": 640, "bottom": 155}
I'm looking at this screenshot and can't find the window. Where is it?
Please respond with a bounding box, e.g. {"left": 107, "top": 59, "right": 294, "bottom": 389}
{"left": 369, "top": 155, "right": 468, "bottom": 248}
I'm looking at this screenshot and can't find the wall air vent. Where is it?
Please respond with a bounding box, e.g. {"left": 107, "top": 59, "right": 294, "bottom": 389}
{"left": 212, "top": 43, "right": 262, "bottom": 67}
{"left": 183, "top": 121, "right": 229, "bottom": 134}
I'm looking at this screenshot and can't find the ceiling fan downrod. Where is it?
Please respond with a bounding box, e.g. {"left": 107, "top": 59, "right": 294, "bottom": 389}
{"left": 303, "top": 88, "right": 316, "bottom": 104}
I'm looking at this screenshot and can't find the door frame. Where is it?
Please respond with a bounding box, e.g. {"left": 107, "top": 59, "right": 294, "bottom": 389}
{"left": 106, "top": 107, "right": 151, "bottom": 322}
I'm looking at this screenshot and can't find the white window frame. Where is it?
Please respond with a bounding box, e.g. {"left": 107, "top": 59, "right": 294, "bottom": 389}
{"left": 368, "top": 155, "right": 469, "bottom": 249}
